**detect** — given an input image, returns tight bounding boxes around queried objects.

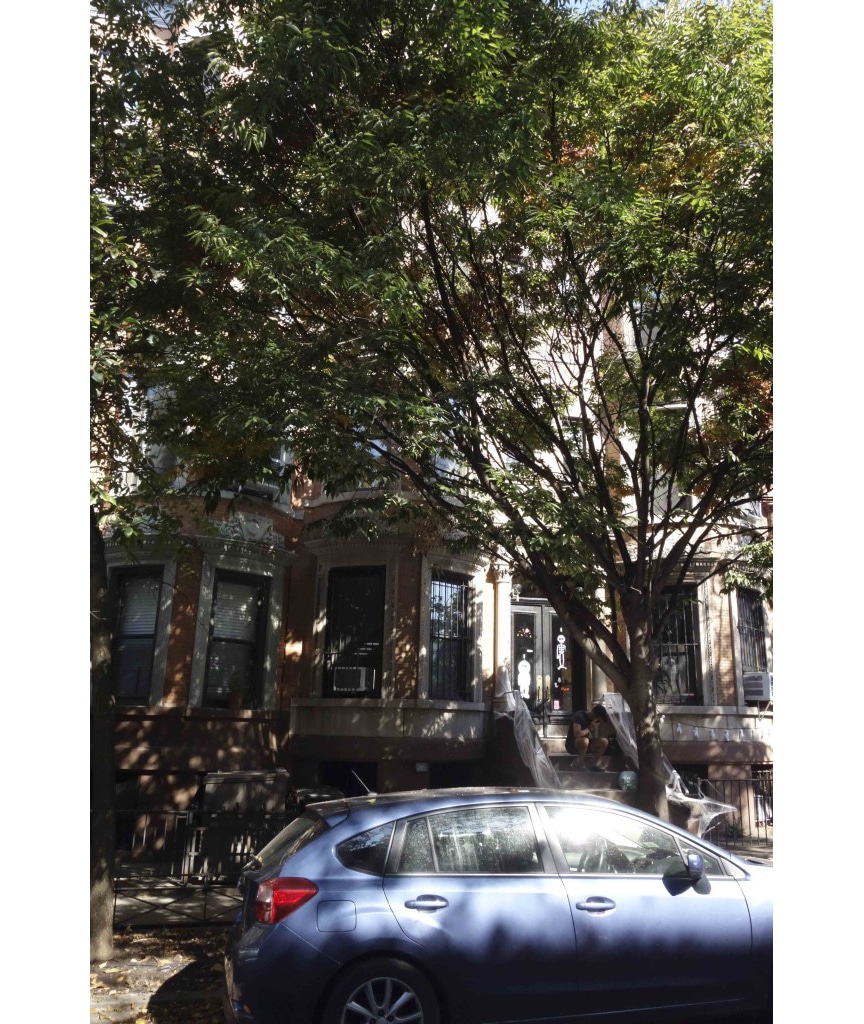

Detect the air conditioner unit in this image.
[331,666,373,692]
[743,671,773,703]
[236,480,282,501]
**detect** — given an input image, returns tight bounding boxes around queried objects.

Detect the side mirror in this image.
[686,851,706,883]
[663,851,710,895]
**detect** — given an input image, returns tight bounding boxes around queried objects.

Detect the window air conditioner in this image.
[742,671,773,703]
[236,481,282,501]
[331,666,373,692]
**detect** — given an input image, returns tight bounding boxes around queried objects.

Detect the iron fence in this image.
[115,807,295,883]
[697,771,773,851]
[111,774,772,926]
[113,807,296,927]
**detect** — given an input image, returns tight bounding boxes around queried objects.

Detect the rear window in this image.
[336,823,394,874]
[256,812,328,871]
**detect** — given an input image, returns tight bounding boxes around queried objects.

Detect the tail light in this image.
[254,877,319,924]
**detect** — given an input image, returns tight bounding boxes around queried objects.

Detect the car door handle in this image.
[404,895,449,911]
[575,897,616,913]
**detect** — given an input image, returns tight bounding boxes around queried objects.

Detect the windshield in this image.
[255,812,328,871]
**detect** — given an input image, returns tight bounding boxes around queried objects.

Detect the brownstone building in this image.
[107,472,773,815]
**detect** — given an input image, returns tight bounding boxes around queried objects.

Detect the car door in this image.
[540,803,754,1018]
[383,802,579,1024]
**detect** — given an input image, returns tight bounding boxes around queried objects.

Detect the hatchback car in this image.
[223,787,771,1024]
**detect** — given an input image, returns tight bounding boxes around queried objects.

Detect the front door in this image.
[512,600,586,718]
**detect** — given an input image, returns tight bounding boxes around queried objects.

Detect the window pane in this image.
[324,567,385,697]
[545,805,681,875]
[205,641,254,700]
[427,806,540,874]
[204,572,268,709]
[337,824,394,875]
[118,576,160,635]
[399,818,435,873]
[113,571,161,704]
[114,638,155,700]
[212,581,260,642]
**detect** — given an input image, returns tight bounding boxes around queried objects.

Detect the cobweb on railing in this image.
[492,667,734,837]
[493,667,561,790]
[602,693,735,838]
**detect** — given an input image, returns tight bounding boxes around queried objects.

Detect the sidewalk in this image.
[113,880,240,930]
[90,927,227,1024]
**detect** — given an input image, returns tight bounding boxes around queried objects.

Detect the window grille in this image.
[653,588,703,705]
[737,588,768,673]
[429,571,472,701]
[323,566,385,697]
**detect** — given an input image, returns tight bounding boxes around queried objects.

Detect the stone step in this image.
[548,752,626,772]
[559,784,638,807]
[556,769,618,791]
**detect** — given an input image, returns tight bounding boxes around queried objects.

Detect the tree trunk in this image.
[622,615,669,822]
[90,507,115,962]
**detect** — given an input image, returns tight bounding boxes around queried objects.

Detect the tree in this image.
[91,0,772,905]
[90,0,296,958]
[176,0,772,818]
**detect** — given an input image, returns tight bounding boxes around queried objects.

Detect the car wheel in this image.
[321,958,441,1024]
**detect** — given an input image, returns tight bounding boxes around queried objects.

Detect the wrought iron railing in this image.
[696,772,773,850]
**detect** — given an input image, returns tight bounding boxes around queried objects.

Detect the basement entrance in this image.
[511,597,588,721]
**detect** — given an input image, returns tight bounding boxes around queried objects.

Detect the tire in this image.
[320,957,441,1024]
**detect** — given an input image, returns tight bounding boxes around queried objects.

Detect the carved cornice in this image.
[196,514,294,567]
[215,513,285,548]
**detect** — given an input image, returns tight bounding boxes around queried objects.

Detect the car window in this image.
[544,805,683,875]
[256,812,328,871]
[400,817,435,872]
[336,823,394,874]
[397,805,542,874]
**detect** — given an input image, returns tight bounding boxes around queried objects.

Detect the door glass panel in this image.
[551,612,572,714]
[513,612,537,706]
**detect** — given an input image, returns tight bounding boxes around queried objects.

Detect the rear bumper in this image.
[224,923,342,1024]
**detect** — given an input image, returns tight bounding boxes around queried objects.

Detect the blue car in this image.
[223,787,771,1024]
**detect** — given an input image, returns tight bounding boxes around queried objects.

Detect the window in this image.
[203,571,269,709]
[429,571,472,700]
[337,824,394,875]
[653,587,703,705]
[112,568,163,705]
[324,566,385,697]
[737,588,768,673]
[396,806,541,874]
[544,805,684,875]
[256,814,328,872]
